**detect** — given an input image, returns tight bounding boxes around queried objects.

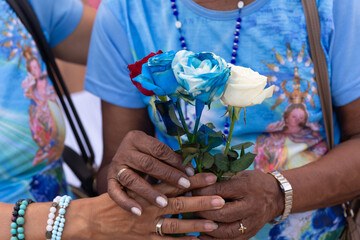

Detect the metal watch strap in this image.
[268,170,293,225]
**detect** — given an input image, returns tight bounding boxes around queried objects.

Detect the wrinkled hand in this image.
[89,174,224,240]
[107,130,216,215]
[193,170,284,239]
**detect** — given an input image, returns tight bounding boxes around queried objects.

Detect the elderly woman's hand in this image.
[86,173,225,240]
[107,130,217,215]
[193,170,284,239]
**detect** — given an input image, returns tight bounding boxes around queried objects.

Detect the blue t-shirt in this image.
[0,0,83,203]
[85,0,360,239]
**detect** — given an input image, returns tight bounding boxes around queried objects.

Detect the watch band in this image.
[268,170,293,225]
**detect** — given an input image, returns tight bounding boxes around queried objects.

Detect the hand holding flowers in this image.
[128,50,274,180]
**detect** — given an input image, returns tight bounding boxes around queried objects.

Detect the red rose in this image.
[127,50,163,96]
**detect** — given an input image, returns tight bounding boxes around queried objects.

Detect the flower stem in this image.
[224,107,237,155]
[175,101,191,140]
[176,135,183,148]
[191,117,201,143]
[197,156,203,173]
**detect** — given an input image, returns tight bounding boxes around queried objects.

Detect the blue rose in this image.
[172,50,231,105]
[132,51,180,97]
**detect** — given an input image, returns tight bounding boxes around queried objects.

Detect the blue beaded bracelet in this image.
[10,199,34,240]
[51,195,72,240]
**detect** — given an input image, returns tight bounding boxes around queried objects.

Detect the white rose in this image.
[221,64,275,107]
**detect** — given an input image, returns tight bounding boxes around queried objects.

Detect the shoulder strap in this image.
[301,0,334,150]
[5,0,96,179]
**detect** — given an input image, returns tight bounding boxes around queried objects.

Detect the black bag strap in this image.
[5,0,96,195]
[301,0,334,150]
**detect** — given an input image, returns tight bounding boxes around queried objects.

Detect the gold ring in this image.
[155,217,165,236]
[238,223,247,234]
[117,168,127,182]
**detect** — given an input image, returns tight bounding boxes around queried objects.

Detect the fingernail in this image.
[211,198,225,208]
[131,207,142,216]
[205,174,217,184]
[178,177,191,188]
[185,167,195,177]
[156,196,168,208]
[204,222,218,231]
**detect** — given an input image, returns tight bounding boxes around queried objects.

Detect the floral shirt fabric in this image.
[85,0,360,239]
[0,0,83,203]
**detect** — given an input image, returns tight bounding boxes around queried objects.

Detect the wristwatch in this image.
[268,170,293,225]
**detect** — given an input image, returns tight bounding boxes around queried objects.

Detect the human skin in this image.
[0,174,224,240]
[97,0,360,239]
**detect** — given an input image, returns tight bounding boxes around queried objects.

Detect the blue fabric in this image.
[85,0,357,238]
[29,0,83,47]
[330,0,360,106]
[0,0,83,203]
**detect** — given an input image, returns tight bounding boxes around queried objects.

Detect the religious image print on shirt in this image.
[0,3,65,165]
[254,43,327,173]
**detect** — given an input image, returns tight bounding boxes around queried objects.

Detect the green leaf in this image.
[205,123,216,129]
[227,149,239,161]
[241,145,245,157]
[214,153,229,172]
[233,107,242,121]
[231,142,254,151]
[155,100,186,136]
[182,153,198,166]
[181,143,200,157]
[202,152,215,169]
[230,152,256,172]
[180,212,200,219]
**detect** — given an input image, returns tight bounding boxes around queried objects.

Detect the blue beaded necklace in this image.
[170,0,245,135]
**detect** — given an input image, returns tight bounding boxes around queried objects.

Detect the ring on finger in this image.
[117,168,128,182]
[238,222,247,234]
[155,217,165,236]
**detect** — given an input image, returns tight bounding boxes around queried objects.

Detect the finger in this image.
[196,201,249,223]
[128,151,191,189]
[132,132,195,176]
[107,178,143,216]
[151,234,199,240]
[193,179,241,199]
[161,218,218,234]
[116,167,169,208]
[161,196,225,215]
[205,219,252,240]
[154,173,218,197]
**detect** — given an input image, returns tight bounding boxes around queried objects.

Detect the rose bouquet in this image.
[128,50,274,180]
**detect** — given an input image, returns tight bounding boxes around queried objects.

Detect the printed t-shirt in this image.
[0,0,83,203]
[85,0,360,239]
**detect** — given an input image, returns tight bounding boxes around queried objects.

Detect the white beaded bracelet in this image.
[45,196,61,240]
[51,195,72,240]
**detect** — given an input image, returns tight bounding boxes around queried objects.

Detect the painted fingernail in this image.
[205,174,217,184]
[131,207,142,216]
[211,198,225,208]
[156,196,168,207]
[204,222,218,231]
[185,167,195,177]
[178,177,191,188]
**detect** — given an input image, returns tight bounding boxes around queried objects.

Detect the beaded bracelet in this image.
[10,199,34,240]
[51,195,72,240]
[45,196,61,240]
